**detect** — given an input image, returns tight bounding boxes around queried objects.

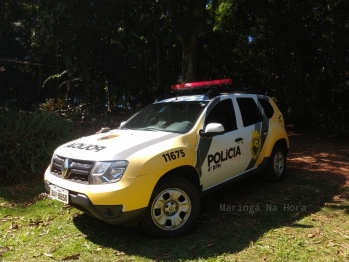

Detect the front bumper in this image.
[45,181,146,225]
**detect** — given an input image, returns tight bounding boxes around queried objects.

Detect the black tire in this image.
[265,145,286,182]
[140,176,200,238]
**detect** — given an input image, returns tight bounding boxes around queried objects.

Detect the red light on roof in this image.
[171,79,232,91]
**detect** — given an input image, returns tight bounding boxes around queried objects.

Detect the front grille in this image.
[51,155,95,184]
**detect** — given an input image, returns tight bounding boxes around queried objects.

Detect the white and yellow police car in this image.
[44,79,289,237]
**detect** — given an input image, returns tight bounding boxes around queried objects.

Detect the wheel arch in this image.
[264,140,287,182]
[274,138,289,155]
[157,165,201,193]
[141,165,202,237]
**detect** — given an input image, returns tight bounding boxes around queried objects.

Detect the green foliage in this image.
[39,98,66,112]
[41,70,67,88]
[39,99,91,122]
[0,108,76,185]
[38,98,131,136]
[0,0,348,133]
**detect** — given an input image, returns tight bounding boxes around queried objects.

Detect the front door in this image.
[197,98,246,190]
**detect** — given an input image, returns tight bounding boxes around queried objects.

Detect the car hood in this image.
[54,129,181,161]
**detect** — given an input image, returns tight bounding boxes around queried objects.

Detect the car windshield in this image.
[121,101,209,133]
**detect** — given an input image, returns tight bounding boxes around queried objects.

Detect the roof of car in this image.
[155,89,256,103]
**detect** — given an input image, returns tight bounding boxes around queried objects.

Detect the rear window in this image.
[258,98,274,119]
[237,98,263,127]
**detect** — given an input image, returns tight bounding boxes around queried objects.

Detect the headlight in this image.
[90,161,128,184]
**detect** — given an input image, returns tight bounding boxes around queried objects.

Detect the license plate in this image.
[50,185,69,204]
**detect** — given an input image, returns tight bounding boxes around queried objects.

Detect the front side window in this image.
[122,101,209,133]
[205,99,237,132]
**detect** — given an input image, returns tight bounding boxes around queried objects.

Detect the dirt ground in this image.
[286,125,349,190]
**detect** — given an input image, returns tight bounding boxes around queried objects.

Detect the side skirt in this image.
[201,156,270,197]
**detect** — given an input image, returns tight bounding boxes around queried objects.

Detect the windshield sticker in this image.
[65,143,106,152]
[98,135,119,140]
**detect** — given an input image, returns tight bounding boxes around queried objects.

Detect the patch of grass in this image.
[1,167,349,261]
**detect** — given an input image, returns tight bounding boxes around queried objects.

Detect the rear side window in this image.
[258,98,274,119]
[237,98,263,127]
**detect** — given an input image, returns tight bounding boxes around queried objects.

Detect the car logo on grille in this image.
[61,158,72,178]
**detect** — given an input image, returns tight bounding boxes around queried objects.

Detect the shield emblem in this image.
[251,130,262,160]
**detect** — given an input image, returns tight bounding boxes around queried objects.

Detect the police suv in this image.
[44,79,289,237]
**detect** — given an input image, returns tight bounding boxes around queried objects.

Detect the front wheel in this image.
[265,145,286,182]
[140,176,200,238]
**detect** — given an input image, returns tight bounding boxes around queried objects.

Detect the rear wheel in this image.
[265,145,286,182]
[141,176,200,238]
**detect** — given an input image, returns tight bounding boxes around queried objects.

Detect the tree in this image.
[161,0,207,81]
[0,0,348,132]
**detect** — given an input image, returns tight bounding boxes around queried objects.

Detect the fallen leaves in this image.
[38,228,50,236]
[1,214,58,243]
[114,251,125,256]
[28,216,56,228]
[310,214,329,221]
[0,202,17,208]
[8,222,19,231]
[0,246,13,256]
[31,252,81,261]
[44,253,54,258]
[1,191,49,209]
[334,230,349,240]
[62,253,80,261]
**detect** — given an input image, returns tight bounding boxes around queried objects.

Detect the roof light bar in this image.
[171,78,232,91]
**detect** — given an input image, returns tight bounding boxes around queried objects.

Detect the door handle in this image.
[235,138,243,142]
[263,129,268,136]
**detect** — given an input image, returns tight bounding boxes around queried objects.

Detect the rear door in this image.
[235,95,269,170]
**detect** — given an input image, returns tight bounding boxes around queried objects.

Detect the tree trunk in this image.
[164,0,206,82]
[0,1,4,51]
[181,34,198,82]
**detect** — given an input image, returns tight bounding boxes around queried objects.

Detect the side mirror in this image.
[199,123,224,138]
